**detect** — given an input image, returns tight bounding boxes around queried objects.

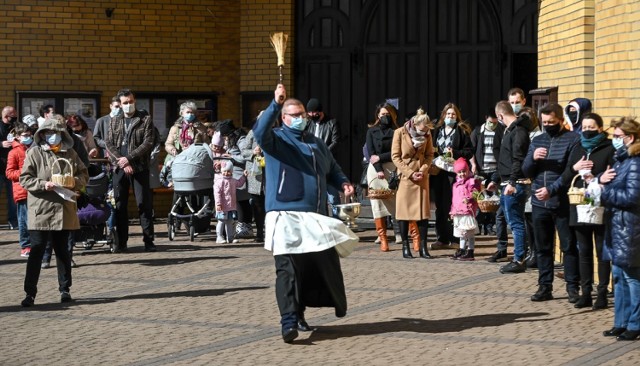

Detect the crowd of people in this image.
[1,84,638,343]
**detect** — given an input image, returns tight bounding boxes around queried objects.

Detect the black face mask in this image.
[544,124,561,136]
[582,130,599,139]
[379,115,392,127]
[567,110,578,124]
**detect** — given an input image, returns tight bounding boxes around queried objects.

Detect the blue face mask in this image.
[20,136,33,146]
[184,113,196,123]
[612,137,625,150]
[45,133,62,146]
[289,116,307,131]
[445,118,456,127]
[511,103,522,114]
[110,107,122,118]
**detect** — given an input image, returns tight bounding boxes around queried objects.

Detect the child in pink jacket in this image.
[450,157,480,261]
[214,160,247,243]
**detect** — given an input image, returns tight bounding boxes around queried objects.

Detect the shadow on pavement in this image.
[303,313,550,343]
[80,255,239,267]
[0,286,268,313]
[0,259,28,266]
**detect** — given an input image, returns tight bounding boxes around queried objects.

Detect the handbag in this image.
[387,169,400,190]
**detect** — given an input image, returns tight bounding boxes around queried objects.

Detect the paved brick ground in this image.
[1,222,638,365]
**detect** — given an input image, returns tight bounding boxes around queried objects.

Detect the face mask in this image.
[485,120,497,131]
[444,118,456,127]
[567,111,578,124]
[122,104,135,115]
[544,124,561,136]
[20,136,33,146]
[511,103,522,114]
[289,116,307,131]
[110,107,122,117]
[612,137,625,150]
[582,130,599,139]
[184,113,196,123]
[379,115,392,127]
[45,133,62,146]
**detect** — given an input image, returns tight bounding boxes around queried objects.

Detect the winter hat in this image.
[453,157,469,173]
[212,131,223,147]
[221,160,233,172]
[217,119,235,136]
[23,114,38,127]
[306,98,322,112]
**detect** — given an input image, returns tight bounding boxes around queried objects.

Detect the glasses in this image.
[613,134,627,139]
[284,112,307,118]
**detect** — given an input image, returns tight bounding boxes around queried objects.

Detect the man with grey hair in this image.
[1,106,18,229]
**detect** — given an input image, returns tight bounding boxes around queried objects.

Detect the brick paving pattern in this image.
[1,223,638,365]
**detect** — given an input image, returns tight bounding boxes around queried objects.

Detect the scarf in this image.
[406,120,426,148]
[179,121,194,149]
[580,132,606,153]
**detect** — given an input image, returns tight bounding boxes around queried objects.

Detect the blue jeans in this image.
[0,175,17,226]
[17,200,30,249]
[500,184,529,262]
[613,265,640,331]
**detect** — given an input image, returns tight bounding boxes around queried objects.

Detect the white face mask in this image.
[122,104,135,115]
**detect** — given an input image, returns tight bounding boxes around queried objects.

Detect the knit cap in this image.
[212,131,223,147]
[221,160,233,172]
[453,157,469,173]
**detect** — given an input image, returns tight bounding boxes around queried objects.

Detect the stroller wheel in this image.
[109,227,119,253]
[168,222,175,241]
[189,225,195,242]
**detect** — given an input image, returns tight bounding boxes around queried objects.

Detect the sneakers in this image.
[21,295,35,307]
[231,239,240,243]
[531,285,554,301]
[216,238,227,244]
[60,291,73,303]
[41,261,51,269]
[20,247,30,258]
[487,249,508,263]
[500,260,526,274]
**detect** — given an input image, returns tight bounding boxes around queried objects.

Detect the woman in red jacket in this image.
[5,123,33,257]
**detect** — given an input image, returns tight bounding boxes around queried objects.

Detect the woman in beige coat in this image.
[19,115,88,307]
[391,107,434,258]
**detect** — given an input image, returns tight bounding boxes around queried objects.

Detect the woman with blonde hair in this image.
[391,107,434,258]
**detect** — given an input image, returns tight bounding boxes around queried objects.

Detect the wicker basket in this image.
[568,174,585,205]
[478,199,500,213]
[367,188,395,200]
[51,158,75,188]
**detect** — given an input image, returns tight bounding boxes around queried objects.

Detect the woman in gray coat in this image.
[19,115,88,307]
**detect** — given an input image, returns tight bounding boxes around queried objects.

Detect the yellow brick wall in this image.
[538,0,640,122]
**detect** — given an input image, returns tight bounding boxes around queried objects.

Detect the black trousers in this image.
[575,225,610,293]
[25,230,71,296]
[274,248,347,318]
[113,168,154,246]
[249,194,265,238]
[430,171,456,244]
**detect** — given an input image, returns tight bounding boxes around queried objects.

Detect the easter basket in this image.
[478,198,500,213]
[568,174,585,205]
[367,177,395,199]
[51,158,75,188]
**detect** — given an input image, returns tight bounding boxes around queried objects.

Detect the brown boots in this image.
[374,218,389,252]
[409,221,420,251]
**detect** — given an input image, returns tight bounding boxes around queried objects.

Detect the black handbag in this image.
[387,169,400,190]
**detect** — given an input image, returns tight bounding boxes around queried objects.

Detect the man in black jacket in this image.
[306,98,342,212]
[488,101,531,274]
[523,103,581,303]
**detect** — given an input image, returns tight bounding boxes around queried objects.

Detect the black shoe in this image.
[145,243,157,252]
[593,291,609,310]
[500,261,526,274]
[298,319,315,332]
[281,327,299,343]
[402,241,414,259]
[459,249,475,261]
[603,327,626,337]
[567,289,580,304]
[574,294,592,308]
[525,254,537,268]
[451,248,465,260]
[616,330,640,341]
[21,295,35,307]
[531,285,554,301]
[488,249,508,263]
[60,291,73,303]
[419,242,432,259]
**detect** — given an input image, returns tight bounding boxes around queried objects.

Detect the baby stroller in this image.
[167,143,215,241]
[74,161,118,252]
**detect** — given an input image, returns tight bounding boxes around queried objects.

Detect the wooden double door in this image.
[295,0,538,181]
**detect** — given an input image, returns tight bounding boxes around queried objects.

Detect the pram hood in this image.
[171,143,215,191]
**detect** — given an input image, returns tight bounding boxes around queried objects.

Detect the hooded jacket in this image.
[253,99,349,215]
[522,127,580,210]
[563,98,592,132]
[19,116,89,231]
[602,142,640,268]
[5,139,30,203]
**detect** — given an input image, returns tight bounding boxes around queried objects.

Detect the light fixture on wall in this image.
[105,8,115,18]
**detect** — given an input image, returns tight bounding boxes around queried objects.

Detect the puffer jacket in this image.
[5,139,30,203]
[19,118,88,231]
[214,175,247,212]
[105,109,154,173]
[522,128,580,209]
[602,142,640,268]
[253,99,349,215]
